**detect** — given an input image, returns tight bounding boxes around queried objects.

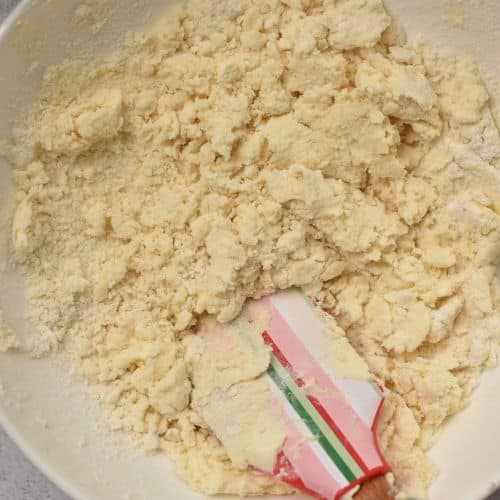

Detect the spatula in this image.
[197,289,395,500]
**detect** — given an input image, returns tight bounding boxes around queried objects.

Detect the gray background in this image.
[0,0,499,499]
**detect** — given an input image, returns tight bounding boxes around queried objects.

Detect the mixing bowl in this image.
[0,1,499,499]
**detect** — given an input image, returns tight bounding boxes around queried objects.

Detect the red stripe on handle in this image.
[273,451,328,499]
[263,331,371,475]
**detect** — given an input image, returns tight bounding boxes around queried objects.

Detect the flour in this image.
[2,0,500,498]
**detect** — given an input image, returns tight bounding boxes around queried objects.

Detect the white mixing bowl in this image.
[0,1,499,499]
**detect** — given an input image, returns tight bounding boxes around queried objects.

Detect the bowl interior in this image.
[0,1,499,499]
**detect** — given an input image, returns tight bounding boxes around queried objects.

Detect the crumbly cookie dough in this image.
[191,308,287,474]
[3,0,500,498]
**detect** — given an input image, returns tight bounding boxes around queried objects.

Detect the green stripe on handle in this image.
[268,356,363,483]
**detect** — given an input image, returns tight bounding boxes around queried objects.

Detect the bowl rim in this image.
[0,2,499,500]
[0,5,90,498]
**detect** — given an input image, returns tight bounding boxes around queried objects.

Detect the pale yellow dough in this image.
[3,0,500,498]
[191,309,287,474]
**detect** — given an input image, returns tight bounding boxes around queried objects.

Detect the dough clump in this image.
[3,0,500,498]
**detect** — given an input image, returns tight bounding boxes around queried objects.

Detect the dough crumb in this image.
[0,310,19,353]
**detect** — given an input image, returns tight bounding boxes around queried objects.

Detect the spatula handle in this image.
[354,475,395,500]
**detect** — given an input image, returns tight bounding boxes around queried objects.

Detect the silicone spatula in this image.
[199,289,395,500]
